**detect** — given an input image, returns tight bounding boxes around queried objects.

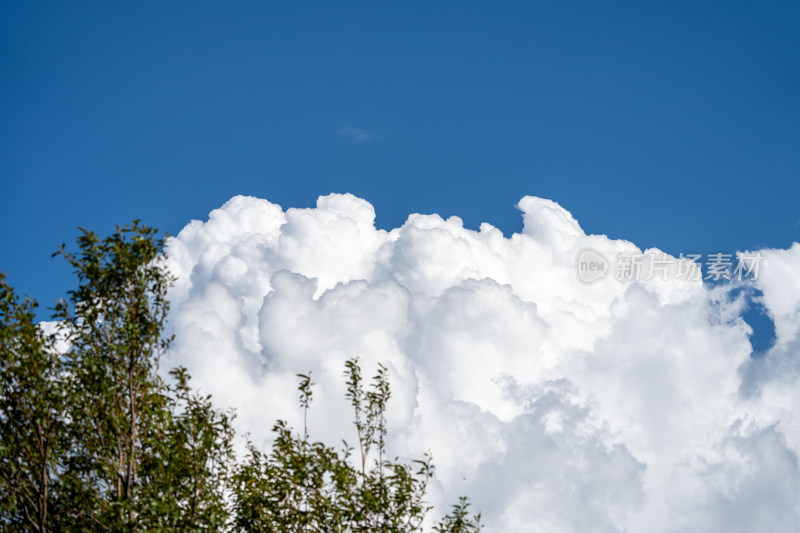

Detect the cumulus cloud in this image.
[163,193,800,532]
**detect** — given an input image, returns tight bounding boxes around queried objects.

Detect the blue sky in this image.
[2,0,799,312]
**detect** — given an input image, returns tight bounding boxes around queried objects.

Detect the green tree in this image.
[137,366,236,531]
[232,359,482,532]
[434,498,482,533]
[50,221,237,532]
[0,273,68,532]
[52,221,178,530]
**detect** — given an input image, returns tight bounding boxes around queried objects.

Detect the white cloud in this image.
[340,126,372,143]
[163,193,800,532]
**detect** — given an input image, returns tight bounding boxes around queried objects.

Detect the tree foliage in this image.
[0,222,481,532]
[0,273,67,532]
[232,361,458,532]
